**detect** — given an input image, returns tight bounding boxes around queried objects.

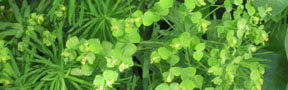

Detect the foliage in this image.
[0,0,287,90]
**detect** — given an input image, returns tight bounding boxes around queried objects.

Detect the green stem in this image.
[204,40,225,45]
[185,48,191,66]
[252,51,274,55]
[161,16,176,30]
[137,41,164,45]
[203,6,222,19]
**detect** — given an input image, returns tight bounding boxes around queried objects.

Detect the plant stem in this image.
[185,48,191,66]
[204,6,222,19]
[161,16,176,30]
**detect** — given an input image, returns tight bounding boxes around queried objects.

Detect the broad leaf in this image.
[169,55,180,65]
[66,36,79,49]
[170,67,182,76]
[155,83,170,90]
[159,0,174,9]
[195,43,206,51]
[180,79,195,90]
[103,70,118,81]
[81,64,94,76]
[185,0,196,10]
[193,51,203,61]
[158,47,171,60]
[143,10,155,26]
[151,51,161,64]
[179,32,191,47]
[71,68,82,76]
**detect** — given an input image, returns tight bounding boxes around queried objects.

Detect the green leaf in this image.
[179,32,191,47]
[132,10,143,18]
[286,28,288,60]
[70,68,83,76]
[171,38,182,50]
[253,0,288,16]
[169,55,180,65]
[102,41,113,54]
[180,79,195,90]
[158,47,171,60]
[232,56,242,64]
[81,64,94,76]
[155,83,170,90]
[162,72,174,82]
[217,26,225,38]
[205,87,215,90]
[191,12,202,23]
[208,66,223,76]
[197,0,206,5]
[234,0,243,6]
[128,31,141,43]
[210,49,219,57]
[220,49,227,59]
[132,10,143,27]
[143,10,155,26]
[181,67,197,80]
[237,18,247,30]
[208,58,219,66]
[258,7,266,18]
[245,2,256,16]
[93,75,105,86]
[123,43,137,56]
[169,83,181,90]
[224,0,233,12]
[86,52,95,64]
[194,75,203,88]
[103,70,118,81]
[88,38,103,54]
[191,36,200,49]
[151,51,161,64]
[237,18,247,38]
[193,51,203,61]
[170,67,182,76]
[152,2,170,16]
[185,0,196,10]
[66,36,79,49]
[212,77,222,85]
[226,30,237,46]
[250,69,261,81]
[195,43,206,51]
[159,0,174,9]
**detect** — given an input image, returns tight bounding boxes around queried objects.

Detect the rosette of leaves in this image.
[68,0,135,41]
[62,36,136,89]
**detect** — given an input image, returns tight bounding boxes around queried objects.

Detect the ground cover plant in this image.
[1,0,288,90]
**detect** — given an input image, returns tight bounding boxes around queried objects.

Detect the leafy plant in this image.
[1,0,288,90]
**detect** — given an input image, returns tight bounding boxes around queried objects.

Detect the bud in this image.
[119,63,126,72]
[3,80,10,85]
[256,85,261,90]
[81,58,87,64]
[111,25,118,31]
[0,6,5,11]
[1,56,7,62]
[134,18,140,23]
[266,7,272,12]
[202,24,208,33]
[85,47,89,52]
[259,79,263,84]
[60,5,66,11]
[125,23,130,28]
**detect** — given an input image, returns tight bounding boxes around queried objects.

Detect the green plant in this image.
[1,0,288,90]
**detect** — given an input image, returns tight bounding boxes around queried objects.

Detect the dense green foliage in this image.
[1,0,288,90]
